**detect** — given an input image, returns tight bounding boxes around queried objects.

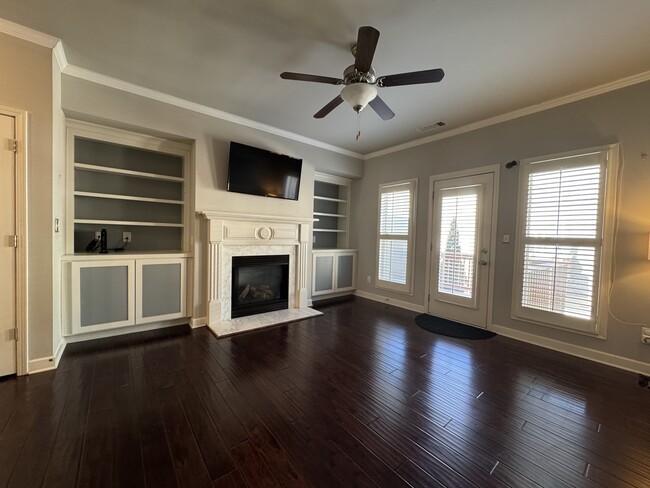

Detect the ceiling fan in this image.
[280,26,445,121]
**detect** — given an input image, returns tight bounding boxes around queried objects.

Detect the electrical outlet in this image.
[95,231,102,241]
[122,232,132,243]
[366,275,372,284]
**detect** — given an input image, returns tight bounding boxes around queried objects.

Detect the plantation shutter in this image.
[377,180,416,293]
[515,150,611,333]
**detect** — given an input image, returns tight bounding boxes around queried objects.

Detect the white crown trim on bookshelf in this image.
[62,64,364,160]
[0,17,59,48]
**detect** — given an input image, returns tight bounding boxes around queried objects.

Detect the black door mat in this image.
[415,314,496,340]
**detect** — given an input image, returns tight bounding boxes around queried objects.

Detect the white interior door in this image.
[429,173,494,328]
[0,114,16,376]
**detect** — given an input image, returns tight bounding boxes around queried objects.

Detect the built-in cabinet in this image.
[311,173,357,298]
[63,121,193,338]
[312,249,357,296]
[67,121,191,253]
[313,173,350,250]
[66,256,188,334]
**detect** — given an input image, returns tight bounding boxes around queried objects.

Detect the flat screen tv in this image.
[227,142,302,201]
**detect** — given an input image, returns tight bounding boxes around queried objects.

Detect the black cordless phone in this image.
[99,229,108,254]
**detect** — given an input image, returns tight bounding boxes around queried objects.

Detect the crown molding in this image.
[62,64,363,160]
[365,69,650,160]
[52,41,68,72]
[4,16,650,162]
[0,17,361,159]
[0,17,59,48]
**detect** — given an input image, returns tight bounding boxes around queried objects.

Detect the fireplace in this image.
[231,255,290,318]
[201,211,321,336]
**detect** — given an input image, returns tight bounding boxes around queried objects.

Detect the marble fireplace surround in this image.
[201,211,321,337]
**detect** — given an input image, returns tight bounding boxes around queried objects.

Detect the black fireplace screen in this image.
[231,255,289,318]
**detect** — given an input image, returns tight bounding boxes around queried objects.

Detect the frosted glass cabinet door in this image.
[336,253,356,290]
[312,250,357,296]
[313,254,335,295]
[136,258,186,323]
[71,260,136,333]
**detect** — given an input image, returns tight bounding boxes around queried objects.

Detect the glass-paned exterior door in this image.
[429,173,494,328]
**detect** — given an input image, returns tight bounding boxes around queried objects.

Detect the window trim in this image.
[512,144,619,338]
[376,178,417,294]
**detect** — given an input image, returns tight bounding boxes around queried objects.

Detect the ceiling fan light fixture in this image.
[341,83,377,113]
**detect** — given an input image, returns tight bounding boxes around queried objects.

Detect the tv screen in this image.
[227,142,302,201]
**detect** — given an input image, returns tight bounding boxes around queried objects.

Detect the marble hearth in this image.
[201,211,322,336]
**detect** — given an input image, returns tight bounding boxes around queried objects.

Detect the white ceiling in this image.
[2,0,650,155]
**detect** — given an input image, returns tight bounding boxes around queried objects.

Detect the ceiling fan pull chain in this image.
[356,111,361,141]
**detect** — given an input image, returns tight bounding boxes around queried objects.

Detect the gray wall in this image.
[52,53,66,358]
[0,32,54,360]
[352,80,650,365]
[61,75,363,320]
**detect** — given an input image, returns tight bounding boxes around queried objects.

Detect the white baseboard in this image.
[191,317,207,328]
[354,290,426,313]
[491,323,650,376]
[28,356,57,374]
[27,338,67,374]
[54,338,67,367]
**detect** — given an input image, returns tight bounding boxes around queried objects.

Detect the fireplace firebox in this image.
[231,255,289,318]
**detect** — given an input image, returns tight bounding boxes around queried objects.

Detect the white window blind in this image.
[377,179,416,293]
[514,147,617,335]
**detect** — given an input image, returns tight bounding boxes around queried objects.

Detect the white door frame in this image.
[0,105,28,375]
[424,164,500,330]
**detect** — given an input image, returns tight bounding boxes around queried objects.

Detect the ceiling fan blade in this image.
[377,68,445,87]
[368,96,395,121]
[314,95,344,119]
[354,26,380,73]
[281,72,343,85]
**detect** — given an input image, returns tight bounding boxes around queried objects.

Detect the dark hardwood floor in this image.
[1,297,649,488]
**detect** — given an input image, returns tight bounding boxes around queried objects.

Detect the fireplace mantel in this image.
[200,211,320,336]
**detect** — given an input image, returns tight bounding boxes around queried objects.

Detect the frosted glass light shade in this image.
[341,83,378,112]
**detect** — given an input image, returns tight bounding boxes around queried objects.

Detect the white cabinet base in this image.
[312,249,357,297]
[64,255,189,337]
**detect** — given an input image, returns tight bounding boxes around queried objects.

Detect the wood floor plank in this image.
[77,409,114,488]
[230,440,280,488]
[522,420,650,487]
[212,469,248,488]
[131,366,179,488]
[1,299,648,488]
[41,435,84,488]
[395,460,446,488]
[157,387,213,488]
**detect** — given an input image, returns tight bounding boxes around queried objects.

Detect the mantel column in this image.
[296,223,310,309]
[206,218,223,333]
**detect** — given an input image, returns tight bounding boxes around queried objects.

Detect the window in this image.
[513,145,619,335]
[377,179,417,293]
[437,187,478,300]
